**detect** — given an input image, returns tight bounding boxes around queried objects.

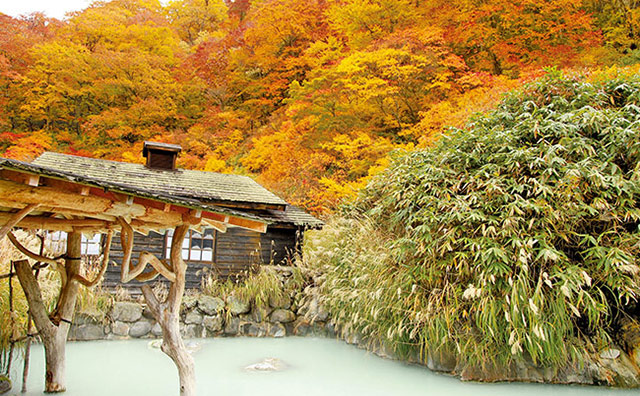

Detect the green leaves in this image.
[307,71,640,370]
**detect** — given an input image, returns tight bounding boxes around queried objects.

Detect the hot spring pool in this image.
[7,337,637,396]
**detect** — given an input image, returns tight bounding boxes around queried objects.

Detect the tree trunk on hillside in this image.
[14,232,82,393]
[140,224,196,396]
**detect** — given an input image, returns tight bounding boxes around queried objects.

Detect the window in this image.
[47,231,102,256]
[165,229,216,262]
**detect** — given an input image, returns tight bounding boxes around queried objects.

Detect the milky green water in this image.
[5,337,637,396]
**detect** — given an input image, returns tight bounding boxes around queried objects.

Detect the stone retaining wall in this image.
[69,286,332,341]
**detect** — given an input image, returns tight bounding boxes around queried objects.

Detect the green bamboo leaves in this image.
[306,70,640,370]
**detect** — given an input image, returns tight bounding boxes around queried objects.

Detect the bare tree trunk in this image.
[14,232,82,393]
[43,331,67,393]
[141,225,196,396]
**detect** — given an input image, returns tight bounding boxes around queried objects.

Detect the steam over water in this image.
[10,337,637,395]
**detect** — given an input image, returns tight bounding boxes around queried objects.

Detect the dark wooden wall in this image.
[103,226,300,290]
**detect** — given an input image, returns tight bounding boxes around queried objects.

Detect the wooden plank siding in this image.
[103,226,301,290]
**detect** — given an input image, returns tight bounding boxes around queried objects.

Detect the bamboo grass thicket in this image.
[305,69,640,371]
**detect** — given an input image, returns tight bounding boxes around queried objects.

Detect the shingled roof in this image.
[25,152,323,228]
[259,205,324,228]
[33,152,287,209]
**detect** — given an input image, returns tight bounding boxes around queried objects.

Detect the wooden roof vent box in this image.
[143,141,181,170]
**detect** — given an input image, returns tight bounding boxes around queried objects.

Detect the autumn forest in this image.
[0,0,638,213]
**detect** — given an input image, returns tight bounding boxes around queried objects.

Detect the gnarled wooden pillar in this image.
[14,232,83,393]
[140,224,195,396]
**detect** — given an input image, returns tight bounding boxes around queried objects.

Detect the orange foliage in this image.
[0,0,631,213]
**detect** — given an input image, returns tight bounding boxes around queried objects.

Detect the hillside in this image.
[304,69,640,385]
[0,0,639,212]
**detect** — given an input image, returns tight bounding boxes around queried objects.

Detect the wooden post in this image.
[141,225,196,396]
[14,232,83,393]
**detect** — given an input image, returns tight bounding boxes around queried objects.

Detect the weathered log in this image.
[71,230,112,287]
[14,233,85,392]
[140,225,196,396]
[8,232,67,288]
[118,218,176,282]
[0,204,40,240]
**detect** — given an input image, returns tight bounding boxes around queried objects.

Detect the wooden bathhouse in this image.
[11,142,323,289]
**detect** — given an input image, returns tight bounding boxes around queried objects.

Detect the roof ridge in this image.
[38,151,250,179]
[33,151,288,206]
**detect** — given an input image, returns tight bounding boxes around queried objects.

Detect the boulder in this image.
[307,297,329,322]
[618,317,640,367]
[245,322,267,337]
[268,323,286,338]
[203,315,224,333]
[269,294,292,310]
[74,311,105,326]
[111,302,143,323]
[185,311,203,325]
[151,323,163,337]
[244,358,287,372]
[142,306,155,320]
[181,324,203,339]
[129,321,152,338]
[427,349,457,373]
[197,295,225,316]
[240,306,271,323]
[598,350,640,387]
[111,321,130,337]
[224,317,240,335]
[182,295,198,311]
[270,309,296,323]
[69,324,105,341]
[226,295,250,315]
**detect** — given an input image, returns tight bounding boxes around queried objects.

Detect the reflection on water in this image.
[7,337,637,396]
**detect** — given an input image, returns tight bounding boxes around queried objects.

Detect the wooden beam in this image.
[0,178,146,219]
[0,204,41,240]
[202,218,227,233]
[227,216,268,233]
[0,214,112,232]
[200,211,267,233]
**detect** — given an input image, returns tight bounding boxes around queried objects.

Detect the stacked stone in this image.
[68,287,333,341]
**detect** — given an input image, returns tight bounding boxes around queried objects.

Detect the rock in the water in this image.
[0,375,11,394]
[197,295,225,316]
[111,302,143,322]
[148,339,162,349]
[129,321,152,338]
[244,358,287,372]
[270,309,295,323]
[226,295,250,315]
